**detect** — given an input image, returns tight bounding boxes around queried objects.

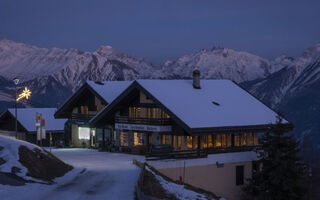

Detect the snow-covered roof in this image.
[136,79,286,129]
[7,108,67,132]
[87,80,133,103]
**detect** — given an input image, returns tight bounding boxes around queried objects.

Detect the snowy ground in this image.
[0,148,144,200]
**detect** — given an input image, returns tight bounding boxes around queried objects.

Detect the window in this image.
[161,135,171,145]
[222,134,227,147]
[193,136,198,149]
[234,134,240,146]
[254,133,258,145]
[177,136,182,149]
[187,136,193,149]
[134,132,143,146]
[80,106,89,115]
[78,127,90,140]
[215,135,222,147]
[208,135,214,148]
[201,136,207,148]
[148,134,152,145]
[226,134,232,147]
[120,131,129,146]
[236,165,244,185]
[241,133,248,146]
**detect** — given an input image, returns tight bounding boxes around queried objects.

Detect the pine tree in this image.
[243,116,306,200]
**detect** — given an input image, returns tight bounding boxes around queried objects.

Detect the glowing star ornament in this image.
[17,87,32,101]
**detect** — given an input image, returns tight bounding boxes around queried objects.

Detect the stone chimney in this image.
[193,69,201,89]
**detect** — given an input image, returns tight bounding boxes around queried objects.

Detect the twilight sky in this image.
[1,0,320,64]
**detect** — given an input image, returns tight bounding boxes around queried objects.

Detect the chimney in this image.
[193,69,201,89]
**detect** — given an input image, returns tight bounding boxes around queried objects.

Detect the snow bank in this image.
[0,135,43,180]
[146,166,215,200]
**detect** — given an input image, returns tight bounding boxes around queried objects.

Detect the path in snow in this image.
[1,148,144,200]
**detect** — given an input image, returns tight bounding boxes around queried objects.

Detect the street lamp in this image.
[13,77,19,139]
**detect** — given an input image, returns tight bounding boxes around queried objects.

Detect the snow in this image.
[0,135,44,180]
[147,151,258,169]
[162,46,272,82]
[0,148,145,200]
[6,108,67,132]
[146,166,215,200]
[137,79,287,129]
[87,80,132,103]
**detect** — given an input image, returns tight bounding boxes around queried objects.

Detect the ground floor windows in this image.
[161,134,171,145]
[78,127,90,140]
[114,130,259,151]
[177,136,182,149]
[187,136,193,149]
[120,131,129,146]
[235,133,258,146]
[134,132,143,146]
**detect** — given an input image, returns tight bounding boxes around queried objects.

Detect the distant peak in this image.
[96,45,117,56]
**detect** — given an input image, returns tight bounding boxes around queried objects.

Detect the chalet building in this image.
[0,108,66,146]
[54,80,132,148]
[88,70,293,200]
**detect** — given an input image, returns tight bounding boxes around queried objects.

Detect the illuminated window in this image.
[78,127,90,140]
[241,133,248,146]
[193,136,198,149]
[161,135,171,145]
[227,134,232,147]
[215,135,222,147]
[120,131,129,146]
[208,135,214,148]
[177,136,182,149]
[136,107,141,118]
[187,136,193,149]
[202,136,208,148]
[248,133,254,145]
[222,134,227,147]
[80,106,89,115]
[134,132,143,146]
[234,134,240,146]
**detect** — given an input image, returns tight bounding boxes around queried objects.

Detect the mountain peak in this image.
[96,45,117,57]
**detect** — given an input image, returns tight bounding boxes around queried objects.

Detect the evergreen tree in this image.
[243,116,306,200]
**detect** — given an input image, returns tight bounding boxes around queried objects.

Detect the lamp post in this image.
[13,77,19,139]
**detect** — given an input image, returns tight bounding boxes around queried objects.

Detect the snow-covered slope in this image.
[162,47,279,82]
[0,39,83,82]
[245,43,320,107]
[0,135,43,180]
[243,43,320,163]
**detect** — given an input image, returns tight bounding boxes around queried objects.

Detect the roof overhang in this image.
[54,82,108,119]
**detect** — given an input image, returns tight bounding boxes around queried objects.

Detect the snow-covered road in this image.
[1,148,144,200]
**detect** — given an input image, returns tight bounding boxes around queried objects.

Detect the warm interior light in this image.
[78,127,90,140]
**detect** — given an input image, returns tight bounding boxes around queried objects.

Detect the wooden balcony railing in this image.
[71,113,96,121]
[115,116,171,125]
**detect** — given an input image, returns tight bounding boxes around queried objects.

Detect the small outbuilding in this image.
[0,108,67,146]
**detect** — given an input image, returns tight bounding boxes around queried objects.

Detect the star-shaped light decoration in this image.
[17,87,32,101]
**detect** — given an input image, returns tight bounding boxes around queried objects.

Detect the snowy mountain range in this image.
[0,39,319,163]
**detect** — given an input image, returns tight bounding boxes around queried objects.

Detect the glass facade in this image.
[120,131,129,147]
[134,132,143,146]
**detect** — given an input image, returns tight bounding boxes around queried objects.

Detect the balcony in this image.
[71,113,96,121]
[115,116,171,125]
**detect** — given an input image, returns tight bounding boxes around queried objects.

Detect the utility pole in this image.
[13,77,19,139]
